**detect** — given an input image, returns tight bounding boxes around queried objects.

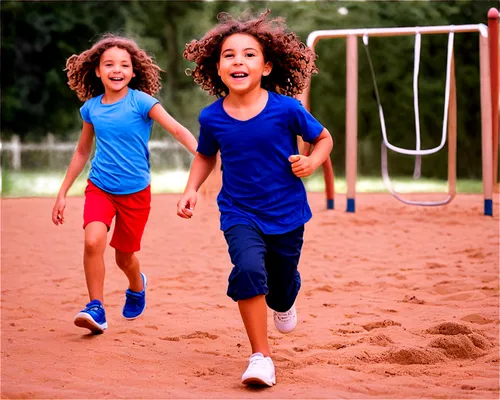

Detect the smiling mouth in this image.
[109,77,124,81]
[230,73,248,78]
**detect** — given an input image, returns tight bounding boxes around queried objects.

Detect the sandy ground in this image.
[1,192,499,399]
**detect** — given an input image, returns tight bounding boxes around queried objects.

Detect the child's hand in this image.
[177,190,198,219]
[289,154,314,178]
[52,196,66,226]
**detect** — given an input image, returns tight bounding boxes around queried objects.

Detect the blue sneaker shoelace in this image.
[82,300,106,324]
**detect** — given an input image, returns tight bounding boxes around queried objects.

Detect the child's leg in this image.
[116,248,147,320]
[225,225,276,386]
[75,219,109,334]
[238,295,270,357]
[109,184,150,291]
[83,221,108,302]
[82,181,117,303]
[265,225,304,312]
[224,225,270,356]
[75,181,116,333]
[115,250,144,292]
[109,186,150,320]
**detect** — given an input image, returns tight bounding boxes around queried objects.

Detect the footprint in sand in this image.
[305,285,335,297]
[387,272,407,280]
[432,280,462,295]
[159,336,181,341]
[145,325,159,330]
[358,333,395,347]
[454,247,487,260]
[425,262,447,269]
[159,332,218,342]
[117,329,145,336]
[362,320,401,331]
[52,277,70,283]
[316,284,334,292]
[314,342,349,350]
[181,331,218,340]
[460,314,494,325]
[334,326,365,335]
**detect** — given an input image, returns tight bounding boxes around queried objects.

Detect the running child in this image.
[51,34,197,334]
[178,10,333,386]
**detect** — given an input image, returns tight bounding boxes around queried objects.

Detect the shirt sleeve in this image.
[289,99,324,143]
[196,113,219,156]
[80,101,91,124]
[134,90,160,120]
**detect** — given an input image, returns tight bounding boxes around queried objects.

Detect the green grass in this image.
[303,173,483,194]
[1,169,482,198]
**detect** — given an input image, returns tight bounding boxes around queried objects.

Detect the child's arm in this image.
[289,128,333,178]
[148,104,198,156]
[51,122,95,225]
[297,136,311,156]
[177,153,217,219]
[295,93,313,156]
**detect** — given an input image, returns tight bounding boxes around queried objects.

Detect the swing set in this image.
[299,8,499,216]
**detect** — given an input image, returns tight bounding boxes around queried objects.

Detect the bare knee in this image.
[84,222,107,256]
[84,236,106,256]
[115,251,136,270]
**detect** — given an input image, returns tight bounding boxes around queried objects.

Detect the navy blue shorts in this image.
[223,224,304,312]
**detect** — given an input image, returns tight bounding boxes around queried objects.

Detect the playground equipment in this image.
[364,31,457,206]
[299,8,499,216]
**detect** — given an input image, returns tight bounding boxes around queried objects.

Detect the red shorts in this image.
[83,180,151,253]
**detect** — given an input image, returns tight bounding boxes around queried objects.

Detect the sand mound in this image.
[429,334,491,359]
[383,347,448,365]
[426,322,473,335]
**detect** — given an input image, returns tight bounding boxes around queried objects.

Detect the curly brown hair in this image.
[66,34,162,101]
[184,9,318,97]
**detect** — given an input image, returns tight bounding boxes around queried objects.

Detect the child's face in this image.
[95,46,135,95]
[217,33,272,95]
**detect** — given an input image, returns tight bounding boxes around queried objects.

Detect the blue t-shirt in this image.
[80,88,159,194]
[197,91,324,234]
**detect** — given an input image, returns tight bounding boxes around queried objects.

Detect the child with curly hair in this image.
[52,34,197,334]
[178,10,333,386]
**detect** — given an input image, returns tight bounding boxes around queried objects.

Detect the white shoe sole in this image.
[74,312,107,334]
[274,323,296,334]
[242,375,276,387]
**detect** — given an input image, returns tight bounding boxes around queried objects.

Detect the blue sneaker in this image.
[122,273,147,320]
[74,300,107,334]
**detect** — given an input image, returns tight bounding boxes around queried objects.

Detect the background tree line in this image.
[2,0,497,178]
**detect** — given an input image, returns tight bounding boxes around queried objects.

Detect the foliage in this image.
[1,0,497,179]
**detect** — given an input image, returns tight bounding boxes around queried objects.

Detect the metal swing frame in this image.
[297,24,494,215]
[362,31,456,206]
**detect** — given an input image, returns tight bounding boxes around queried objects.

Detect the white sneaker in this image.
[273,305,297,333]
[241,352,276,387]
